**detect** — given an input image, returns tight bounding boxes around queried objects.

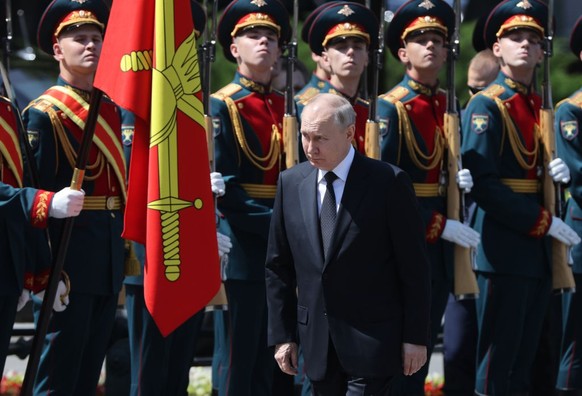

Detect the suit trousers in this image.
[310,338,392,396]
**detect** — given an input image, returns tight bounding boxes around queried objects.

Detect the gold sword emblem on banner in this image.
[147,0,206,281]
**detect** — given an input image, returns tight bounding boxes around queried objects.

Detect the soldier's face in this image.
[399,31,447,72]
[53,25,103,74]
[493,29,543,70]
[322,37,369,79]
[231,27,280,72]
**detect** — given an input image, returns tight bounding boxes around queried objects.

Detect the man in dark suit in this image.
[265,93,431,396]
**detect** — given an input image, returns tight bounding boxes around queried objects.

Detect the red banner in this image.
[94,0,220,336]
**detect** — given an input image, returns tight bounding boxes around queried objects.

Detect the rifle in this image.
[202,0,218,170]
[364,3,385,160]
[540,0,575,293]
[445,0,478,300]
[200,0,228,308]
[282,0,298,169]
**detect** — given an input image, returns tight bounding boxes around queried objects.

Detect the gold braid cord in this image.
[395,101,444,171]
[492,97,538,170]
[224,96,280,171]
[46,106,104,181]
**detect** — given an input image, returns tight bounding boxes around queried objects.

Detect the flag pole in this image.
[20,88,104,396]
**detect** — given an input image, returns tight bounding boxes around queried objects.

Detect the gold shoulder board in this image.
[480,84,505,100]
[212,83,243,101]
[295,87,319,105]
[380,86,410,104]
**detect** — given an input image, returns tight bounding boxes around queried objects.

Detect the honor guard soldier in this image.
[461,1,580,394]
[210,0,290,394]
[23,0,127,393]
[293,2,334,101]
[297,2,378,154]
[0,95,84,375]
[377,1,479,393]
[555,16,582,395]
[442,17,500,396]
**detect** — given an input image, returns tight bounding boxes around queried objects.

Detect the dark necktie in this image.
[320,171,338,259]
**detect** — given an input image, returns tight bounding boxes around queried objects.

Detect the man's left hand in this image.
[401,342,427,376]
[274,342,298,375]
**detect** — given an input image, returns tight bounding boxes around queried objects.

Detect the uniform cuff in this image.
[31,190,54,228]
[528,207,552,238]
[426,211,446,243]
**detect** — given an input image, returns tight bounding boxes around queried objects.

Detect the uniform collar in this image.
[499,72,532,95]
[235,71,271,94]
[57,76,91,101]
[324,81,359,105]
[404,74,438,96]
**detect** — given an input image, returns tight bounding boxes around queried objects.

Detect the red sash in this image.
[0,97,23,187]
[39,86,127,199]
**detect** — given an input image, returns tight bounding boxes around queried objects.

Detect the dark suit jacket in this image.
[265,152,431,381]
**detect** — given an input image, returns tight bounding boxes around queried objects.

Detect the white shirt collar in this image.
[317,146,355,184]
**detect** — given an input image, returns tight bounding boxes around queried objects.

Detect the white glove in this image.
[217,232,232,258]
[211,172,226,197]
[17,289,30,312]
[441,219,481,248]
[456,168,473,193]
[35,281,69,312]
[49,187,85,218]
[548,158,571,184]
[548,217,581,246]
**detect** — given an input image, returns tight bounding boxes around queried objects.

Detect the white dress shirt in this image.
[317,146,355,214]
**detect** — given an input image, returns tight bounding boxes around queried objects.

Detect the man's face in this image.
[322,37,369,79]
[301,107,354,171]
[398,31,447,72]
[230,27,280,71]
[493,29,543,70]
[53,24,103,74]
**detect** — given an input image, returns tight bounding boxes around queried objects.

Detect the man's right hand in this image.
[548,217,581,246]
[35,280,69,312]
[274,342,298,375]
[49,187,84,218]
[402,342,427,376]
[441,219,480,248]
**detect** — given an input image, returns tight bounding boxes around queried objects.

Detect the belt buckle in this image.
[106,196,116,210]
